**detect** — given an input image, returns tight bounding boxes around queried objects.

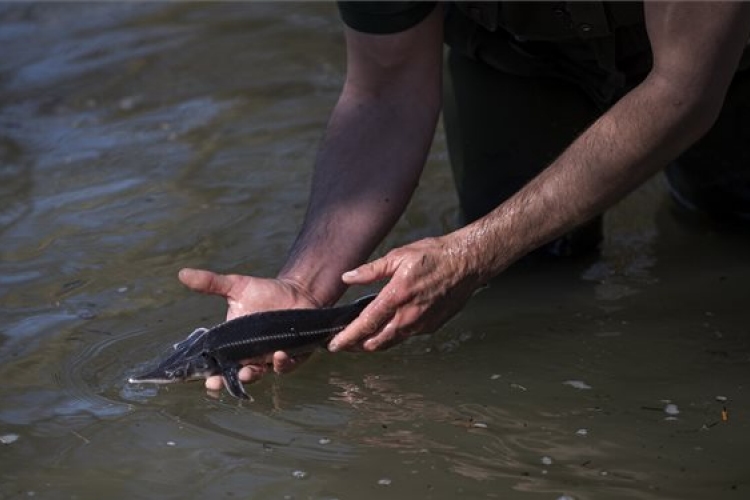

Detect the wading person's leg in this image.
[442,48,604,257]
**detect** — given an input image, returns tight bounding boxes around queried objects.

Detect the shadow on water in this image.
[1,3,749,500]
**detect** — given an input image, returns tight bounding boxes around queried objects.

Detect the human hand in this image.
[329,235,484,352]
[178,268,320,392]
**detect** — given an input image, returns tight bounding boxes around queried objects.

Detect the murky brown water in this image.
[1,3,749,499]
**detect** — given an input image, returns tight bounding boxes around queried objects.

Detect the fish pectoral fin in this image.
[221,364,250,400]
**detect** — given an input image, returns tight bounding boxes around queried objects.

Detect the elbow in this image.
[655,77,729,144]
[644,67,731,144]
[683,92,725,141]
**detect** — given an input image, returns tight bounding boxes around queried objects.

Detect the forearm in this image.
[451,1,750,282]
[453,74,722,280]
[278,81,440,305]
[276,6,444,306]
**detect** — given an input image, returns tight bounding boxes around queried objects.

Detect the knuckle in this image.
[359,314,381,335]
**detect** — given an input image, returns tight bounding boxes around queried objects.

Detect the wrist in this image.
[276,266,345,308]
[438,230,492,288]
[442,219,520,285]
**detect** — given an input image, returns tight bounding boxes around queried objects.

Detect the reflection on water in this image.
[1,2,749,500]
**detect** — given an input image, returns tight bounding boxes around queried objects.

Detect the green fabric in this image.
[336,1,436,35]
[453,2,643,42]
[443,3,651,109]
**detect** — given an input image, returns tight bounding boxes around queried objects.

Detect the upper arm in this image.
[645,2,750,112]
[342,4,444,104]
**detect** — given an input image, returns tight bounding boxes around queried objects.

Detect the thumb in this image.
[178,268,234,298]
[342,254,399,285]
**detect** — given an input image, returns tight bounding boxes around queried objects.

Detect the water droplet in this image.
[292,470,308,480]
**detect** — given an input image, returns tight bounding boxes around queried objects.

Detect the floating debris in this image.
[0,434,19,445]
[291,470,308,480]
[166,441,176,447]
[490,374,501,380]
[664,404,680,416]
[716,395,728,402]
[563,380,592,390]
[557,496,575,500]
[118,96,140,111]
[472,422,488,429]
[318,438,331,445]
[575,428,588,437]
[510,383,527,391]
[117,287,128,293]
[77,309,96,320]
[377,478,392,486]
[541,456,553,466]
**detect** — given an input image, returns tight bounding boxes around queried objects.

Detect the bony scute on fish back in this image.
[127,293,376,399]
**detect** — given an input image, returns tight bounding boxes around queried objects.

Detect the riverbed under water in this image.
[1,3,749,500]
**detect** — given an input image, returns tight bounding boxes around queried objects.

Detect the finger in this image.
[179,268,234,297]
[328,298,394,352]
[342,254,399,285]
[204,364,267,392]
[238,364,268,382]
[272,351,312,374]
[362,321,400,351]
[205,375,224,391]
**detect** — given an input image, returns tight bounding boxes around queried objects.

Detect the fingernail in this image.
[328,341,339,353]
[342,270,357,279]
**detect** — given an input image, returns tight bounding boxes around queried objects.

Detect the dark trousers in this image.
[442,44,750,259]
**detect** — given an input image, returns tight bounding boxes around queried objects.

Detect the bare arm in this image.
[277,5,444,307]
[454,1,750,278]
[334,1,750,351]
[179,6,444,390]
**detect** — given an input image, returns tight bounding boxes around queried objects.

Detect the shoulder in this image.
[337,1,438,34]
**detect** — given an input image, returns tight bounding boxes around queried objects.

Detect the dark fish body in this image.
[128,294,375,399]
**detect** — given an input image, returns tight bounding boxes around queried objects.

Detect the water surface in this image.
[1,3,749,499]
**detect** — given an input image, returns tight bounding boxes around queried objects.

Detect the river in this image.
[1,3,749,499]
